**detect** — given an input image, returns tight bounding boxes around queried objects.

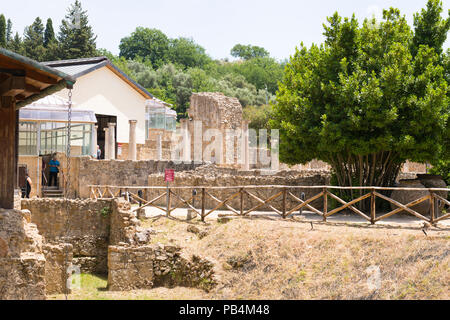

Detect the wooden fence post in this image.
[166,188,171,217]
[371,188,376,225]
[323,187,327,222]
[282,187,287,219]
[201,188,206,222]
[430,192,435,225]
[240,188,244,216]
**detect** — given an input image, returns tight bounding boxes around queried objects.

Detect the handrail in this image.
[87,185,449,192]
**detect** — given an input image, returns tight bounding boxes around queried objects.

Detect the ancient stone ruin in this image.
[1,198,216,299]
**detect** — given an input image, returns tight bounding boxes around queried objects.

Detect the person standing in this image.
[96,145,102,159]
[24,172,32,198]
[48,154,60,187]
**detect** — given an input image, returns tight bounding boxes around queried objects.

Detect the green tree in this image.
[0,14,6,47]
[23,17,46,60]
[232,56,284,94]
[271,9,449,188]
[58,0,98,59]
[119,27,169,68]
[6,19,12,46]
[44,18,55,48]
[10,32,23,54]
[411,0,450,57]
[231,44,269,60]
[168,37,211,69]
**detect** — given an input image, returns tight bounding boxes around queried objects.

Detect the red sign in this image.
[165,169,175,182]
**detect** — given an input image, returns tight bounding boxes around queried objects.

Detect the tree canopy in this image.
[231,44,270,60]
[271,5,449,187]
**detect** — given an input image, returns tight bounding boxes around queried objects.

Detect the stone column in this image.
[156,133,162,161]
[181,119,191,163]
[241,121,250,170]
[271,130,280,171]
[193,120,203,164]
[103,127,110,160]
[91,125,98,158]
[108,123,116,160]
[128,120,137,161]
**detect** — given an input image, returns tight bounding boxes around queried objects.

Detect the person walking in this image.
[48,154,60,187]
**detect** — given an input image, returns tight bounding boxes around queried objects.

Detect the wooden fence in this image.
[89,185,449,225]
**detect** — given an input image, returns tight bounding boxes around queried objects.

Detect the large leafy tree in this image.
[58,0,98,59]
[231,44,269,60]
[411,0,450,57]
[119,27,169,68]
[271,8,449,188]
[168,37,211,69]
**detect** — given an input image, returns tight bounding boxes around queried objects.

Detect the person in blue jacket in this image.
[48,154,60,187]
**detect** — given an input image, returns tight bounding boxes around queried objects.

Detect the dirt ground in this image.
[50,214,449,300]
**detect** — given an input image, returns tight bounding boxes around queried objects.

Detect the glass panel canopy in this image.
[145,99,177,138]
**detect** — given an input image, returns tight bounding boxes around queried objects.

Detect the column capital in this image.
[108,122,116,128]
[129,119,137,124]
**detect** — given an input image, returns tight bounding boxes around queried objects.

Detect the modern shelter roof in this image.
[42,56,156,100]
[19,94,97,123]
[0,48,75,109]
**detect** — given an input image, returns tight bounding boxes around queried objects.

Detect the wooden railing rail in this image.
[88,185,449,225]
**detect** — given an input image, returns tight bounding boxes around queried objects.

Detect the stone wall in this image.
[21,198,112,274]
[67,157,203,199]
[147,164,330,211]
[20,198,148,276]
[108,244,216,292]
[0,208,46,300]
[43,243,73,295]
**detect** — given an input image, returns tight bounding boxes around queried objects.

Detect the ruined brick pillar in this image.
[103,127,110,160]
[241,121,250,170]
[128,120,137,161]
[108,123,116,160]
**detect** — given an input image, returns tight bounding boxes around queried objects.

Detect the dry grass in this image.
[142,215,450,300]
[50,216,449,300]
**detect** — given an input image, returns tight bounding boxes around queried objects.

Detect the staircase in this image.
[42,186,64,198]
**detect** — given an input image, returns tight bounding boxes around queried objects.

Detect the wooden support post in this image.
[430,193,435,225]
[371,188,376,224]
[323,187,327,222]
[0,104,16,209]
[201,188,206,222]
[282,188,287,218]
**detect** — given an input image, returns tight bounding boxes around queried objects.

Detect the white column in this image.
[271,130,280,171]
[193,120,203,164]
[108,123,116,160]
[241,121,250,170]
[128,120,137,161]
[103,127,110,160]
[91,125,98,158]
[181,119,191,162]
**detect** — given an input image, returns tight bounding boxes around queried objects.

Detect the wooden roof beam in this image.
[0,75,26,96]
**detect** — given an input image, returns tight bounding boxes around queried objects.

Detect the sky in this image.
[2,0,449,61]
